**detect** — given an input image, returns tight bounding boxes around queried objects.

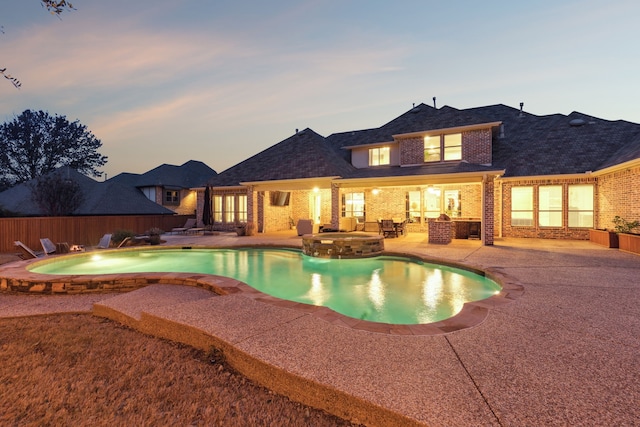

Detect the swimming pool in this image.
[29,248,501,325]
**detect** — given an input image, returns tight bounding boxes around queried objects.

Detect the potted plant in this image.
[245,221,256,236]
[236,222,256,236]
[612,216,640,255]
[147,227,163,245]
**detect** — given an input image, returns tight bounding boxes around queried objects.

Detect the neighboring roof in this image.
[0,167,175,216]
[109,160,217,189]
[208,128,356,187]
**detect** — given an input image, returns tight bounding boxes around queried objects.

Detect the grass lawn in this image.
[0,314,359,426]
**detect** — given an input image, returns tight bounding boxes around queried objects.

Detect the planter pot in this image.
[235,227,246,236]
[589,229,619,248]
[618,233,640,255]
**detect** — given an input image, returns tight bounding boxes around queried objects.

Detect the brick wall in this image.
[398,137,424,165]
[498,177,597,239]
[462,129,492,165]
[596,166,640,229]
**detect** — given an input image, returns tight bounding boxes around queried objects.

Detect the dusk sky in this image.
[2,0,639,180]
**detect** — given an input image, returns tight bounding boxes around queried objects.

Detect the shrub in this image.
[112,229,136,245]
[612,216,640,234]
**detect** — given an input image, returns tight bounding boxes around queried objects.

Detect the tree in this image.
[2,1,75,88]
[0,109,107,188]
[30,171,84,216]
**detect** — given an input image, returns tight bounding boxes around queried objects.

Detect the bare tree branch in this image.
[1,2,76,88]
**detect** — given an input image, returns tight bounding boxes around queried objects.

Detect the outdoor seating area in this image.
[377,219,407,238]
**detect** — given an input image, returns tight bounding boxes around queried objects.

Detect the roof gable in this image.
[209,128,355,187]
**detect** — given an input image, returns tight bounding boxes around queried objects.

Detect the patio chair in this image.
[296,219,316,236]
[97,233,112,249]
[171,218,196,234]
[40,238,57,255]
[14,241,41,259]
[380,219,398,238]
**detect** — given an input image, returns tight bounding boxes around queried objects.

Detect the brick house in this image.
[110,160,216,216]
[201,103,640,245]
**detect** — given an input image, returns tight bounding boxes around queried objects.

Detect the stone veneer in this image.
[301,233,384,258]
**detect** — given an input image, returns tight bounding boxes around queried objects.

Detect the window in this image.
[342,192,365,219]
[539,185,562,227]
[511,186,533,226]
[443,134,462,161]
[423,187,441,218]
[213,195,222,222]
[224,195,235,223]
[424,136,441,162]
[407,191,421,222]
[424,133,462,162]
[237,194,247,222]
[164,190,179,205]
[369,147,390,166]
[568,184,594,228]
[444,189,461,218]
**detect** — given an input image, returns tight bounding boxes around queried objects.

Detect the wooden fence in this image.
[0,215,192,253]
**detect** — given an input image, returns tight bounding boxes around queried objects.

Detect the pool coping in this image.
[0,245,524,336]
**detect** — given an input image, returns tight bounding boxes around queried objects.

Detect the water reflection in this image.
[30,249,500,325]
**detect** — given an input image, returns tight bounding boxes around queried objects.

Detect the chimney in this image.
[433,97,437,109]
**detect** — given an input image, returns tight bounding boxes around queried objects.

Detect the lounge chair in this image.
[14,241,40,259]
[171,218,196,234]
[40,238,57,255]
[97,233,112,249]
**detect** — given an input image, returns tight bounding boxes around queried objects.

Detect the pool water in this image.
[29,248,501,325]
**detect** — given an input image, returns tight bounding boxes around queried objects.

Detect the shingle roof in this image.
[208,129,356,187]
[110,160,217,189]
[467,105,640,176]
[0,167,175,216]
[209,102,640,187]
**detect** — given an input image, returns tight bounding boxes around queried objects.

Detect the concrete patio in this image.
[1,231,638,426]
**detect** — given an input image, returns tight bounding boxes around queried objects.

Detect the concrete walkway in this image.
[1,233,639,426]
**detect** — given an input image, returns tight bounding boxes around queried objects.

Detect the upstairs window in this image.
[424,136,441,162]
[443,134,462,161]
[424,133,462,162]
[369,147,390,166]
[164,190,179,205]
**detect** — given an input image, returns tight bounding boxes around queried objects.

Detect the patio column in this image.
[246,185,257,226]
[331,183,340,230]
[481,175,495,245]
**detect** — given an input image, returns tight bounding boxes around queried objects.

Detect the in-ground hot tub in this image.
[301,233,384,258]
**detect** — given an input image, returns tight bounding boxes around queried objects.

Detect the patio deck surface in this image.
[1,231,639,426]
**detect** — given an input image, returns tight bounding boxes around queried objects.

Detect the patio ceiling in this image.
[240,176,340,191]
[333,171,505,189]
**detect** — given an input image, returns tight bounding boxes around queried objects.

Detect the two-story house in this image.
[202,102,640,245]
